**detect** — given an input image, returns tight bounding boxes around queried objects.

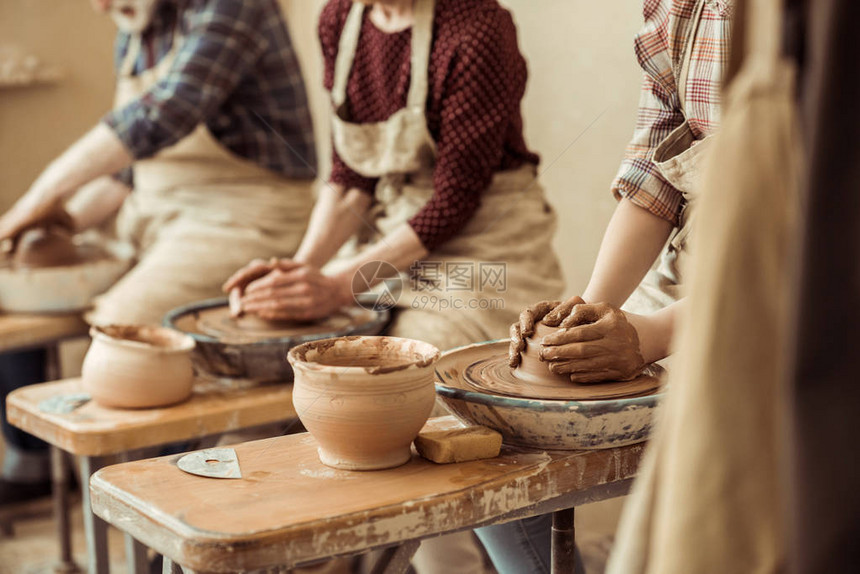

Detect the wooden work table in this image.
[0,312,88,354]
[8,377,296,574]
[90,417,644,574]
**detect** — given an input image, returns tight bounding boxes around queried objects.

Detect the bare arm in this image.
[625,299,683,364]
[0,123,132,240]
[581,197,674,307]
[65,176,132,232]
[292,184,373,268]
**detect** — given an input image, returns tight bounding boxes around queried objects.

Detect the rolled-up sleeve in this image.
[103,0,266,159]
[611,71,686,225]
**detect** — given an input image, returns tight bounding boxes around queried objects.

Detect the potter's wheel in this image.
[164,298,389,384]
[0,234,133,313]
[184,305,365,345]
[461,346,661,401]
[434,340,665,450]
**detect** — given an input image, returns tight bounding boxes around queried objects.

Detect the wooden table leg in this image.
[118,451,149,574]
[79,456,110,574]
[369,540,421,574]
[51,446,82,574]
[551,508,576,574]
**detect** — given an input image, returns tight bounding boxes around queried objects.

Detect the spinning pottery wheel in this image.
[435,340,664,450]
[0,233,132,313]
[164,298,389,384]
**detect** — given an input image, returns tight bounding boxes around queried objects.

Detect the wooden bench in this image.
[90,416,644,574]
[7,377,296,574]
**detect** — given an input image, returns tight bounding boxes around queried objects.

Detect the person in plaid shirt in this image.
[482,1,734,572]
[0,0,316,506]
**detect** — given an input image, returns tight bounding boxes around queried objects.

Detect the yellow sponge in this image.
[415,426,503,463]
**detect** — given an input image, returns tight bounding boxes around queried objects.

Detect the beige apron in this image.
[623,0,716,314]
[607,0,800,570]
[87,29,313,326]
[329,0,564,352]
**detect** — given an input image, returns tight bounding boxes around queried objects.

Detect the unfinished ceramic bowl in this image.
[13,228,83,268]
[515,322,570,385]
[82,325,196,409]
[288,336,440,470]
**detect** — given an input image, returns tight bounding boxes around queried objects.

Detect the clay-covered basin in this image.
[82,325,196,408]
[288,336,440,470]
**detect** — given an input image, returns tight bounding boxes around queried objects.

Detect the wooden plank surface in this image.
[0,313,88,352]
[91,417,644,573]
[7,378,296,456]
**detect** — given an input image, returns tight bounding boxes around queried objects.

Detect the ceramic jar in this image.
[514,322,570,386]
[288,336,440,470]
[82,325,196,408]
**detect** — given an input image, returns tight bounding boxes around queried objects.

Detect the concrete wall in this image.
[1,0,643,294]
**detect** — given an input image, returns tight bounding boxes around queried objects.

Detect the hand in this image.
[539,302,646,383]
[508,299,565,367]
[222,257,283,294]
[0,198,75,247]
[239,263,353,322]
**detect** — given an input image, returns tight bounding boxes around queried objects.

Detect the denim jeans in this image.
[475,513,585,574]
[0,348,48,451]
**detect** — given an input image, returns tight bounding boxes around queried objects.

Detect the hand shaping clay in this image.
[12,228,84,268]
[415,426,502,463]
[514,322,571,385]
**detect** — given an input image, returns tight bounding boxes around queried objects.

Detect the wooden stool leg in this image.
[79,456,109,574]
[51,446,82,573]
[551,508,576,574]
[369,540,420,574]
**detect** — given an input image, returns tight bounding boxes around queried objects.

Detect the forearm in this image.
[65,176,131,231]
[625,299,684,363]
[293,184,373,268]
[581,198,674,307]
[22,123,133,210]
[329,223,428,287]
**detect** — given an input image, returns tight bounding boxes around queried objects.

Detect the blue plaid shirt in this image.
[104,0,317,184]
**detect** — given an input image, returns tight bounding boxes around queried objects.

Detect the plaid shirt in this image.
[612,0,734,224]
[104,0,316,183]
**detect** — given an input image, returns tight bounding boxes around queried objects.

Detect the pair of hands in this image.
[509,296,646,383]
[222,259,352,322]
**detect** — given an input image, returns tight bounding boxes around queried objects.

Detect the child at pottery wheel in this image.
[478,1,734,572]
[0,0,316,506]
[225,1,564,572]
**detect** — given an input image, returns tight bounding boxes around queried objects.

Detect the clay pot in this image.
[288,336,440,470]
[514,322,571,386]
[13,228,83,269]
[82,325,196,408]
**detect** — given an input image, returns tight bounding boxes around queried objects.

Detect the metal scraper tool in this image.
[177,448,242,479]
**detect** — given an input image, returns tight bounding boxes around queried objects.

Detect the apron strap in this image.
[406,0,435,109]
[119,34,143,77]
[331,3,364,108]
[117,23,183,79]
[331,0,436,111]
[678,0,708,115]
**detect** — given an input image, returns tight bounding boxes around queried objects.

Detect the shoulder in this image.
[319,0,354,47]
[434,0,519,56]
[180,0,274,29]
